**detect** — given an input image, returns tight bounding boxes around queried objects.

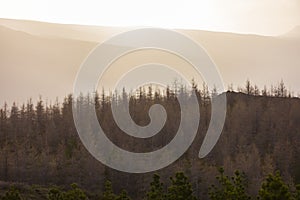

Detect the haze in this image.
[0,18,300,106]
[0,0,300,105]
[0,0,300,36]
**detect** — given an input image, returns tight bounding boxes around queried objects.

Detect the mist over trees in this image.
[0,80,299,199]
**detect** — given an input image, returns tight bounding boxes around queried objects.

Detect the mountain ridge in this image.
[0,18,300,106]
[281,25,300,39]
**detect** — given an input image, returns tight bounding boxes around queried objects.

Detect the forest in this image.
[0,80,300,199]
[1,168,300,199]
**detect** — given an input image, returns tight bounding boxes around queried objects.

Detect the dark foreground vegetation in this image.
[0,80,300,199]
[1,168,300,200]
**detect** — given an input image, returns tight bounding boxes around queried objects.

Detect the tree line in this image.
[2,168,300,200]
[0,79,299,199]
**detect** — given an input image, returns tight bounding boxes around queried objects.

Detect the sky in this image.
[0,0,300,106]
[0,0,299,36]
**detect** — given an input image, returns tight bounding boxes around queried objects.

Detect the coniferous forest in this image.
[0,80,300,199]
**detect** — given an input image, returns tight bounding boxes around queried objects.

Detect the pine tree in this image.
[208,167,251,200]
[102,181,117,200]
[258,171,292,200]
[245,79,254,95]
[146,174,165,200]
[116,190,131,200]
[166,172,197,200]
[60,183,87,200]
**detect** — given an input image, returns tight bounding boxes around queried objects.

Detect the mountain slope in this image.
[0,25,96,105]
[0,18,124,42]
[280,25,300,39]
[0,19,300,105]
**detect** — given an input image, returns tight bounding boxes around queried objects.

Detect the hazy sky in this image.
[1,0,299,36]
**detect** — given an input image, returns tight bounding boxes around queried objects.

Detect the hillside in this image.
[0,24,96,105]
[0,91,299,199]
[0,19,300,106]
[0,18,124,42]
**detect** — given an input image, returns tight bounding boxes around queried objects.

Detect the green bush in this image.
[116,190,131,200]
[258,171,292,200]
[165,172,196,200]
[48,187,63,200]
[295,184,300,200]
[2,186,22,200]
[208,167,251,200]
[102,181,117,200]
[146,174,164,200]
